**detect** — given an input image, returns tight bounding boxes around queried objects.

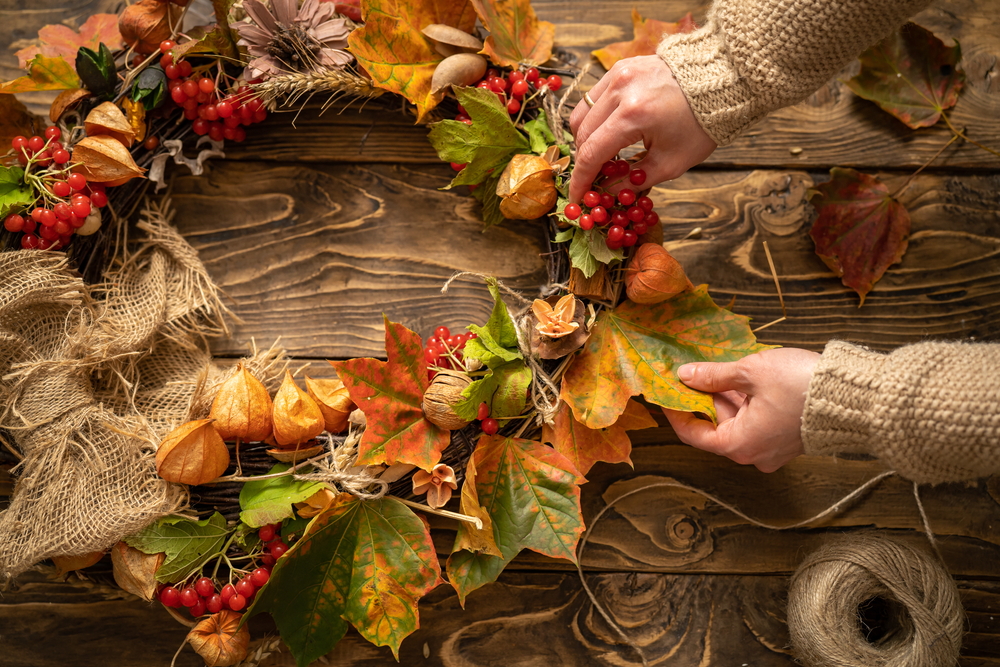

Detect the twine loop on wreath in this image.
[292,430,389,501]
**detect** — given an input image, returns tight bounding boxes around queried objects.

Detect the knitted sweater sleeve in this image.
[800,341,1000,484]
[657,0,932,146]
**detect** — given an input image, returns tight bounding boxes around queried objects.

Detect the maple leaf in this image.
[427,86,530,188]
[15,14,122,69]
[331,317,451,470]
[542,399,656,478]
[446,435,584,605]
[470,0,554,68]
[452,454,502,557]
[809,168,910,305]
[247,495,442,664]
[348,0,477,122]
[845,22,964,129]
[0,55,78,94]
[592,9,697,70]
[560,286,771,429]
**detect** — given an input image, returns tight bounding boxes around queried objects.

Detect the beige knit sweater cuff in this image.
[801,340,1000,484]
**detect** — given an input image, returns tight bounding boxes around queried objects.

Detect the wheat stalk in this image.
[253,68,385,116]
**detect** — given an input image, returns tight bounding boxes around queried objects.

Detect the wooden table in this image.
[3,1,1000,665]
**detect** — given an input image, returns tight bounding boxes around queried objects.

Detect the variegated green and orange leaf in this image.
[331,316,451,470]
[348,0,477,122]
[592,9,697,70]
[560,286,771,429]
[246,495,442,665]
[542,399,656,478]
[15,14,122,69]
[470,0,554,68]
[0,55,78,94]
[447,435,584,605]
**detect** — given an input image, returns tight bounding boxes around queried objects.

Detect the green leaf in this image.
[565,227,624,278]
[247,496,442,665]
[0,167,33,219]
[75,44,116,96]
[454,360,531,421]
[124,513,231,583]
[0,54,78,94]
[427,86,529,188]
[281,516,310,541]
[553,228,574,243]
[524,109,556,154]
[471,170,509,230]
[239,464,327,528]
[131,64,168,110]
[464,277,522,369]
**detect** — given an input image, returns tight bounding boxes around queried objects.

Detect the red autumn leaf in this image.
[331,317,451,470]
[348,0,477,122]
[844,22,964,129]
[470,0,554,68]
[446,434,584,606]
[15,14,123,70]
[809,168,911,306]
[592,9,697,70]
[560,286,771,430]
[542,399,656,477]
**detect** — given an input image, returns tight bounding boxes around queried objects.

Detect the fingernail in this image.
[677,364,694,381]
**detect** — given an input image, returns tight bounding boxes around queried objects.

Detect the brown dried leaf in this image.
[111,541,164,601]
[119,0,184,55]
[0,94,45,154]
[156,419,231,485]
[51,551,104,577]
[452,455,501,556]
[496,153,556,219]
[49,88,90,123]
[530,294,589,360]
[210,362,273,442]
[532,294,580,338]
[72,134,146,186]
[84,101,136,147]
[431,52,487,94]
[305,375,354,434]
[294,487,337,518]
[272,371,325,448]
[188,610,250,667]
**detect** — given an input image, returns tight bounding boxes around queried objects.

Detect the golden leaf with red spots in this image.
[592,9,697,69]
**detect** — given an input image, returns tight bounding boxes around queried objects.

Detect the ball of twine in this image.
[788,534,964,667]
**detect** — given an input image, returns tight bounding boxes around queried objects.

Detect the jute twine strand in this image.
[291,431,388,501]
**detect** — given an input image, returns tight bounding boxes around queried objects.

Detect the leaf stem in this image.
[890,132,960,199]
[941,111,1000,158]
[397,498,483,529]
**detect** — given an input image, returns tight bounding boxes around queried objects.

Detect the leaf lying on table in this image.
[592,9,697,70]
[470,0,555,68]
[14,13,122,69]
[124,512,230,584]
[246,495,442,664]
[239,463,327,528]
[809,167,910,305]
[446,435,584,606]
[542,399,657,478]
[428,86,530,188]
[332,316,451,470]
[348,0,477,122]
[0,55,78,94]
[560,286,771,429]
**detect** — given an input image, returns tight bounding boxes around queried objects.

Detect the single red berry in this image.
[450,162,466,172]
[525,67,540,83]
[582,190,601,208]
[617,188,636,206]
[205,594,223,614]
[184,107,199,120]
[600,193,615,209]
[615,160,631,177]
[195,91,210,104]
[35,150,52,166]
[69,213,85,228]
[259,524,276,543]
[228,593,247,611]
[545,74,562,91]
[434,326,451,340]
[234,127,247,142]
[270,541,288,559]
[251,568,270,587]
[169,87,187,105]
[190,599,207,617]
[511,79,529,98]
[476,80,490,89]
[208,122,225,142]
[53,220,71,236]
[28,136,45,152]
[600,161,617,177]
[181,79,199,98]
[21,217,35,233]
[508,70,524,83]
[590,206,608,225]
[180,586,199,607]
[629,168,647,186]
[11,135,27,151]
[216,100,234,118]
[261,554,276,567]
[486,68,500,79]
[622,230,638,247]
[68,172,86,190]
[38,237,56,250]
[202,104,219,121]
[477,402,490,420]
[424,347,439,364]
[165,63,181,80]
[160,40,175,53]
[643,211,660,226]
[481,417,499,435]
[632,221,648,235]
[245,98,263,113]
[253,109,267,124]
[160,586,181,607]
[579,213,594,230]
[192,118,209,136]
[194,577,215,598]
[611,210,628,227]
[40,209,56,227]
[564,202,581,220]
[221,583,237,602]
[142,136,159,153]
[235,577,255,598]
[178,60,193,77]
[71,201,91,219]
[627,206,645,223]
[4,213,24,233]
[52,149,70,165]
[198,77,215,94]
[224,114,241,129]
[39,225,58,240]
[239,105,254,124]
[637,196,654,212]
[52,180,72,197]
[506,98,521,114]
[490,77,507,93]
[606,235,623,250]
[20,233,39,249]
[31,207,45,223]
[45,126,61,141]
[160,53,173,69]
[607,225,625,243]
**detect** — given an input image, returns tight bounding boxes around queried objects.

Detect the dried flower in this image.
[304,375,354,433]
[187,611,250,667]
[236,0,353,80]
[84,101,136,147]
[421,370,473,430]
[529,294,589,359]
[156,419,231,485]
[272,371,325,448]
[111,542,164,601]
[412,463,458,509]
[496,154,557,220]
[532,294,580,338]
[624,243,693,304]
[210,362,274,442]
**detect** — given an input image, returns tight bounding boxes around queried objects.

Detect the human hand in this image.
[568,55,717,203]
[662,348,821,472]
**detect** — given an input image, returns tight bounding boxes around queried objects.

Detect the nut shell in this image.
[422,370,474,430]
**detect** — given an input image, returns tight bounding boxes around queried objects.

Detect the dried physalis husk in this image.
[533,294,580,339]
[421,370,473,430]
[421,23,484,57]
[187,610,250,667]
[431,52,488,95]
[120,97,147,143]
[294,487,337,518]
[72,135,146,186]
[84,101,136,147]
[272,371,326,448]
[51,551,105,577]
[49,88,90,123]
[305,375,354,434]
[156,419,231,485]
[624,243,693,304]
[412,463,458,509]
[210,362,273,442]
[119,0,183,55]
[496,154,557,219]
[529,294,589,360]
[111,542,164,601]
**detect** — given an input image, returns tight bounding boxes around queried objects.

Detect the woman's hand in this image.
[568,55,717,203]
[662,348,822,472]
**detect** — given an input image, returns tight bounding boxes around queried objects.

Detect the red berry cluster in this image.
[4,127,106,250]
[564,161,659,250]
[477,401,499,436]
[160,40,264,143]
[455,67,562,123]
[424,325,478,381]
[157,522,286,617]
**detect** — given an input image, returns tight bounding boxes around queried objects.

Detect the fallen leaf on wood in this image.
[592,9,697,69]
[14,14,122,69]
[0,55,78,94]
[470,0,554,67]
[542,399,656,477]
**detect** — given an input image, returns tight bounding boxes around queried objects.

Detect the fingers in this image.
[569,72,614,138]
[568,111,642,203]
[663,409,730,456]
[677,360,756,394]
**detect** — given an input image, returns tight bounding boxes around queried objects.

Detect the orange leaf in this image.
[470,0,554,68]
[71,134,146,186]
[49,88,91,124]
[543,399,656,477]
[452,454,501,556]
[348,0,477,122]
[111,542,165,601]
[592,9,697,70]
[15,14,123,69]
[156,419,231,485]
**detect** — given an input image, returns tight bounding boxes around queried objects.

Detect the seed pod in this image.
[272,371,325,448]
[421,370,473,430]
[111,542,164,601]
[304,375,354,434]
[421,24,484,57]
[210,362,273,442]
[187,611,250,667]
[624,243,693,304]
[72,134,146,186]
[496,154,557,220]
[119,0,183,55]
[84,101,136,147]
[529,294,589,360]
[412,463,458,509]
[156,419,230,485]
[431,53,488,94]
[49,88,90,124]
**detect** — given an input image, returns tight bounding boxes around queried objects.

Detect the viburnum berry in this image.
[490,76,507,93]
[579,213,594,230]
[181,79,198,98]
[633,221,648,235]
[143,135,159,151]
[643,211,660,226]
[190,599,207,617]
[637,196,654,212]
[259,524,276,543]
[629,168,646,186]
[27,136,45,152]
[53,220,71,236]
[611,209,627,227]
[180,586,199,607]
[69,213,86,229]
[39,225,58,240]
[481,417,499,435]
[71,201,91,219]
[11,135,27,151]
[606,235,623,250]
[165,63,181,80]
[434,326,450,340]
[607,225,625,244]
[198,77,215,94]
[67,173,87,191]
[4,214,24,233]
[615,160,630,177]
[44,126,61,141]
[424,347,439,364]
[511,79,529,98]
[159,40,175,53]
[582,190,601,208]
[525,67,539,83]
[234,127,247,142]
[38,237,56,251]
[235,577,255,598]
[39,209,56,227]
[216,100,234,118]
[160,54,173,69]
[508,70,524,83]
[617,188,636,206]
[205,594,224,614]
[178,60,192,77]
[159,586,181,607]
[450,162,466,172]
[228,593,247,611]
[261,554,276,568]
[52,180,72,197]
[600,192,615,209]
[590,206,608,225]
[20,233,39,249]
[600,161,617,177]
[545,74,562,91]
[564,202,581,220]
[192,118,209,136]
[21,217,35,233]
[251,567,270,587]
[54,202,71,220]
[486,68,500,79]
[477,402,490,420]
[220,583,237,602]
[506,98,521,114]
[622,230,638,247]
[52,148,70,165]
[195,577,215,598]
[627,206,645,223]
[208,123,225,142]
[269,540,288,559]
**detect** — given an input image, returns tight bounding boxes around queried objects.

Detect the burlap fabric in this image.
[0,200,284,579]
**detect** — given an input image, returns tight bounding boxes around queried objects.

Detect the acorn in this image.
[421,370,473,430]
